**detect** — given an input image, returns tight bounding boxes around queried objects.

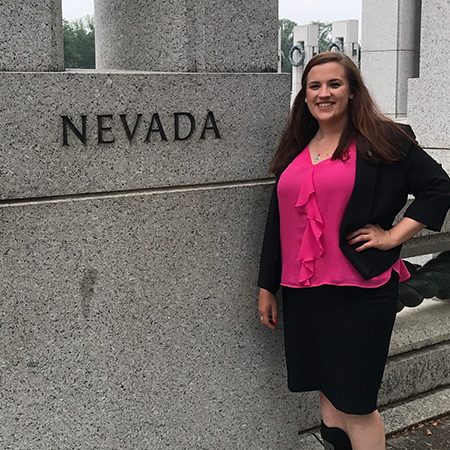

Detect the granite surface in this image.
[380,342,450,407]
[390,299,450,356]
[408,77,450,149]
[361,49,419,117]
[362,0,421,51]
[401,233,450,258]
[361,0,420,117]
[0,0,63,71]
[362,0,400,51]
[94,0,278,73]
[407,0,450,148]
[408,80,450,150]
[0,72,290,200]
[386,413,450,449]
[360,51,399,117]
[383,386,450,435]
[415,0,450,78]
[1,183,304,449]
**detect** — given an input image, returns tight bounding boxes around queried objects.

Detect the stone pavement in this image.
[386,414,450,449]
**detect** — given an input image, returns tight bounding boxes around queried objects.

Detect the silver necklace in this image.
[313,137,339,162]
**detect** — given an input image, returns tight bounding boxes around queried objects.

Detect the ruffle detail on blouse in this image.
[294,166,324,286]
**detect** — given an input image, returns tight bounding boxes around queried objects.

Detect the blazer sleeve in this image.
[257,182,282,295]
[402,140,450,231]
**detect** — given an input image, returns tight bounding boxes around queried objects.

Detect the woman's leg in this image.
[320,392,385,450]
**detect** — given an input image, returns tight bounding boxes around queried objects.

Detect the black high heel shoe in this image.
[320,421,353,450]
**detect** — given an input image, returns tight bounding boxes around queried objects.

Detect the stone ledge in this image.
[390,298,450,356]
[381,341,450,407]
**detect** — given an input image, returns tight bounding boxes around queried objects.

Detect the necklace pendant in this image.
[314,154,320,162]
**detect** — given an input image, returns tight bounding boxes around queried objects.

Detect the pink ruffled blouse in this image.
[278,143,410,288]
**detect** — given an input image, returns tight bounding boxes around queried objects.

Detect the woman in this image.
[257,52,450,450]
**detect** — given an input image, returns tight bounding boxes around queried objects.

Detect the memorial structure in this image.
[361,0,421,119]
[0,1,297,448]
[2,0,450,448]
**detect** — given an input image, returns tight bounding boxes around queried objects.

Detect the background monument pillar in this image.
[290,24,318,104]
[360,0,421,118]
[408,0,450,150]
[0,0,64,71]
[94,0,278,72]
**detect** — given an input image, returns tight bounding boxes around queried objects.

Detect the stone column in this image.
[408,0,450,150]
[94,0,278,72]
[360,0,421,118]
[0,0,64,71]
[291,24,319,104]
[1,0,297,447]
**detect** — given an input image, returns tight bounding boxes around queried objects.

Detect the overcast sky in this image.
[62,0,362,24]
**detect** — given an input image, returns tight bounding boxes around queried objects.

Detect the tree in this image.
[311,21,332,53]
[63,16,95,69]
[279,19,297,73]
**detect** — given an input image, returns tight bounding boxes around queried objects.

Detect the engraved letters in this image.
[62,112,221,146]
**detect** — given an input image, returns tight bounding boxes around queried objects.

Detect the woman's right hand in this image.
[258,288,278,330]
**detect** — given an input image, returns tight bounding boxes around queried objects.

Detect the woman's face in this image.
[305,62,351,128]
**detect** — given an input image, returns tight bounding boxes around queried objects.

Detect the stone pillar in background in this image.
[408,0,450,151]
[94,0,278,72]
[360,0,421,118]
[0,0,64,71]
[291,24,319,104]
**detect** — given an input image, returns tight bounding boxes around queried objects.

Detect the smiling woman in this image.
[258,51,450,450]
[305,62,351,148]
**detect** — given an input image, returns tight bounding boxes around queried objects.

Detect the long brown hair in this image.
[270,52,414,176]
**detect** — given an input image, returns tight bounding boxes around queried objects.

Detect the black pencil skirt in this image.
[282,272,399,415]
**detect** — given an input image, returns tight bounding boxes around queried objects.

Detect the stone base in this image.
[1,183,305,449]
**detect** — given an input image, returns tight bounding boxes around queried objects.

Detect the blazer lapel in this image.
[339,149,381,279]
[341,150,380,234]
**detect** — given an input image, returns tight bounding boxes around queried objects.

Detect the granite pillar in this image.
[360,0,421,118]
[94,0,278,72]
[408,0,450,149]
[0,0,64,71]
[0,0,299,446]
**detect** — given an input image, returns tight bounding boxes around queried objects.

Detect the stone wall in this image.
[0,1,306,448]
[361,0,421,118]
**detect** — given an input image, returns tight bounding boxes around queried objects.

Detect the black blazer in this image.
[258,125,450,295]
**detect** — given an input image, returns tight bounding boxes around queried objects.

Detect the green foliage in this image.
[63,16,95,69]
[311,21,332,53]
[279,18,297,73]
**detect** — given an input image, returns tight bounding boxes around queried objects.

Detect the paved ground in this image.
[386,414,450,449]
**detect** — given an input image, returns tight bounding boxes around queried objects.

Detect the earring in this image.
[349,94,354,99]
[305,98,307,103]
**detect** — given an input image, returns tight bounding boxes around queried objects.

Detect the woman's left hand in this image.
[346,223,397,252]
